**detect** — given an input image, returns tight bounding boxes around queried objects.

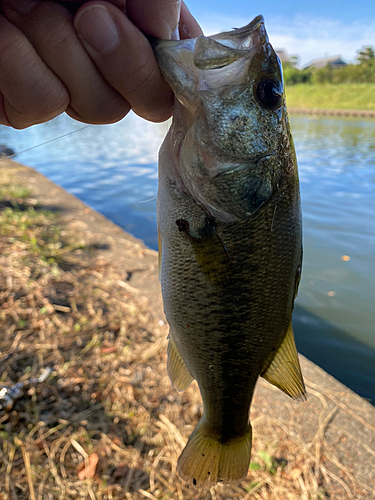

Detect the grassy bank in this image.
[1,165,371,499]
[285,83,375,110]
[0,170,323,499]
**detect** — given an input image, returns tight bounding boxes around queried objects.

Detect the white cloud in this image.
[198,14,375,66]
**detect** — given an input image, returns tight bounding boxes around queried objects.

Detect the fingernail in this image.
[75,5,119,53]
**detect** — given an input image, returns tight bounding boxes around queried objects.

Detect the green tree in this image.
[289,55,299,68]
[357,46,375,63]
[282,60,312,86]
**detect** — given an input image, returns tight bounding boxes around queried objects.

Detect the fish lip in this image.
[209,14,266,47]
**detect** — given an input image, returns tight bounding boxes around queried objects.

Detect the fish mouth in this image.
[152,16,270,113]
[193,15,267,70]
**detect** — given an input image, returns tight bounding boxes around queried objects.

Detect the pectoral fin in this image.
[176,217,231,284]
[261,322,307,402]
[167,334,194,391]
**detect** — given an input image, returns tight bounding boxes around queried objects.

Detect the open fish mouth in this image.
[152,15,277,114]
[153,15,268,68]
[193,15,268,70]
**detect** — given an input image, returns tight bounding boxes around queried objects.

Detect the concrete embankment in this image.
[289,108,375,118]
[1,158,375,499]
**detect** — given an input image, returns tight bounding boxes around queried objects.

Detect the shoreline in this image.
[289,107,375,117]
[1,158,375,499]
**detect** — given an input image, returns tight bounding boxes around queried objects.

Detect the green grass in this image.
[285,83,375,110]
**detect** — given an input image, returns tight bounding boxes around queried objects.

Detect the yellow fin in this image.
[177,420,252,486]
[157,228,162,281]
[261,322,307,402]
[167,335,194,391]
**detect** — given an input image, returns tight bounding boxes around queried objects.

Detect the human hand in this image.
[0,0,202,129]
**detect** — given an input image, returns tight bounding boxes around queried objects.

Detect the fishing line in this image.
[0,124,93,161]
[138,196,157,204]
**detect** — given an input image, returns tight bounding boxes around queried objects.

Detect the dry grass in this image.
[0,171,371,499]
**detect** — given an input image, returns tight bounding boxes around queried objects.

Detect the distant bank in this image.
[288,108,375,117]
[286,83,375,116]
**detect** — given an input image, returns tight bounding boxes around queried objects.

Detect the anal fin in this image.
[167,335,194,391]
[261,322,307,402]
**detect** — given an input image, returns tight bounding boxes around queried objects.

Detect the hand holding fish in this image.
[0,0,201,128]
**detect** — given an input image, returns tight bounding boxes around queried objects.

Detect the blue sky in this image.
[186,1,375,66]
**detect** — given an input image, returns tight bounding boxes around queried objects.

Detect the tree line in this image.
[283,46,375,85]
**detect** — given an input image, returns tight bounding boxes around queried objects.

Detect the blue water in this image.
[1,113,374,402]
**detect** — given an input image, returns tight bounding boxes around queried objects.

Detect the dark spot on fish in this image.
[202,453,205,457]
[176,219,189,232]
[193,478,197,485]
[207,471,210,475]
[228,114,248,132]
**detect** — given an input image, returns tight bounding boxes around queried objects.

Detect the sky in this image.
[185,1,375,66]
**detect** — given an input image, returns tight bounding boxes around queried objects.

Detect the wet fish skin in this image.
[155,15,306,486]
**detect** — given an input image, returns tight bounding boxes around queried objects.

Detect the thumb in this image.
[74,1,173,122]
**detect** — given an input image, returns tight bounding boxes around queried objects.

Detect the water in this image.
[1,113,374,402]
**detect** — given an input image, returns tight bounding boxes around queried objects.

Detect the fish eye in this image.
[255,78,283,109]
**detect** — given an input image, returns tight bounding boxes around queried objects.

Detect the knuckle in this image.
[6,84,69,129]
[68,97,131,125]
[26,2,77,53]
[122,60,156,96]
[21,76,70,119]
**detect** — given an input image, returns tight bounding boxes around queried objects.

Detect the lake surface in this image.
[1,113,374,402]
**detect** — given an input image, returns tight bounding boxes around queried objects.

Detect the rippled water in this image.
[1,113,374,402]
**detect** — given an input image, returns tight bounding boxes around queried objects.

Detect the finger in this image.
[74,2,174,122]
[0,92,10,126]
[52,1,128,16]
[126,0,181,39]
[19,2,130,124]
[179,1,203,39]
[0,14,69,128]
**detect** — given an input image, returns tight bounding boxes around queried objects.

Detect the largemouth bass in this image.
[154,15,306,486]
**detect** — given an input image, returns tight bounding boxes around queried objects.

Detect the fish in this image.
[154,15,306,486]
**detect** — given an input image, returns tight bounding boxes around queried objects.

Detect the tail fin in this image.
[177,420,252,487]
